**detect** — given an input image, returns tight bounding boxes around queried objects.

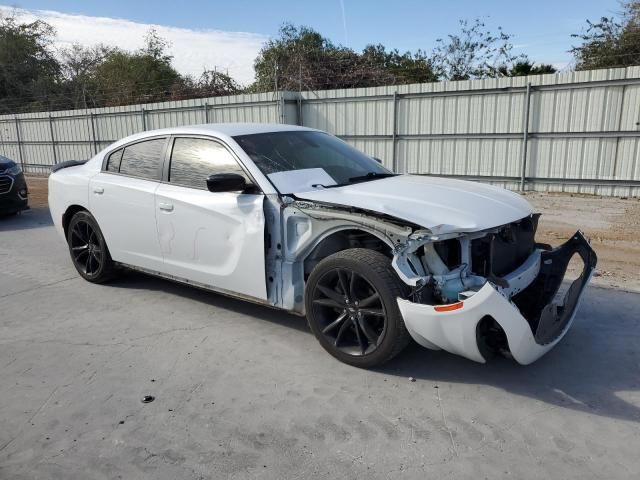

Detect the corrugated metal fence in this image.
[0,91,292,176]
[1,66,639,196]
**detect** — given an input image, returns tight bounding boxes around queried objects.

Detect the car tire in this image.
[305,248,411,368]
[66,211,116,283]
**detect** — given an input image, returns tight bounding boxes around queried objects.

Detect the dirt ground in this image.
[26,176,49,209]
[524,192,640,292]
[25,176,640,292]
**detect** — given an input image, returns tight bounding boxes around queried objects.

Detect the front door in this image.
[155,136,267,300]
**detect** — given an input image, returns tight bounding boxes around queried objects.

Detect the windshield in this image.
[233,131,392,192]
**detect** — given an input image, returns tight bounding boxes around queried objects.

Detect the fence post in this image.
[14,117,24,170]
[90,113,98,154]
[298,62,303,126]
[392,91,399,173]
[141,108,147,131]
[298,92,303,126]
[520,82,532,191]
[278,92,286,124]
[203,102,209,123]
[48,114,58,165]
[611,83,626,181]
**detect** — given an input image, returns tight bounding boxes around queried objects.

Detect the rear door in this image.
[89,137,169,271]
[154,136,267,300]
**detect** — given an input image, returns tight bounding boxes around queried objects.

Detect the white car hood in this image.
[294,175,533,234]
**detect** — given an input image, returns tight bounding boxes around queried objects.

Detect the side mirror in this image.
[206,173,249,192]
[373,157,383,164]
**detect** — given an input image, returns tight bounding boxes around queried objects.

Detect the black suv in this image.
[0,155,28,216]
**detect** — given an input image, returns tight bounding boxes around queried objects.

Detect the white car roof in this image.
[188,123,316,136]
[105,123,317,151]
[139,122,314,139]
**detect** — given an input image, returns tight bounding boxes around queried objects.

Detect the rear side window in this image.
[118,139,166,180]
[106,149,123,172]
[169,137,249,190]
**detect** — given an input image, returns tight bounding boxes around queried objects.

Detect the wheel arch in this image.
[62,204,89,237]
[301,227,393,278]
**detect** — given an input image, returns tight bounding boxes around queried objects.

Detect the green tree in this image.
[571,0,640,69]
[176,69,242,100]
[141,28,173,64]
[0,16,244,112]
[91,28,181,106]
[497,58,557,77]
[251,23,436,92]
[59,43,113,109]
[0,12,61,113]
[430,19,518,80]
[361,44,437,84]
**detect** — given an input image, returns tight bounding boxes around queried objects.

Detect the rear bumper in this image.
[398,231,597,365]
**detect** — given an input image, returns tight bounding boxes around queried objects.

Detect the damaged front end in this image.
[393,216,597,364]
[280,196,597,365]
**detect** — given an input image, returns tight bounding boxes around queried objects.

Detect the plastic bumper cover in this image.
[0,174,28,214]
[397,231,597,365]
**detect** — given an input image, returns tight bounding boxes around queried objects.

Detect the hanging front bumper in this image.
[397,231,597,365]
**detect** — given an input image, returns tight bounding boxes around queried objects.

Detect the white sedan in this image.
[48,123,597,367]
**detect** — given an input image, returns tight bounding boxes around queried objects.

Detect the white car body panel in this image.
[155,183,267,300]
[48,167,90,239]
[48,123,597,366]
[89,172,164,271]
[295,174,533,235]
[398,275,590,365]
[397,248,549,364]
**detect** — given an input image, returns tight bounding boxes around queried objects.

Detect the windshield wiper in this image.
[347,172,397,184]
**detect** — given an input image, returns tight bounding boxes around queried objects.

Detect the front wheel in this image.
[305,248,411,368]
[66,211,116,283]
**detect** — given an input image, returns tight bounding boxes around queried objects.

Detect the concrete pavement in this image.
[1,207,639,479]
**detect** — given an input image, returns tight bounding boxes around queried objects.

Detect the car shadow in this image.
[377,284,640,424]
[106,271,640,424]
[0,207,53,231]
[106,270,309,334]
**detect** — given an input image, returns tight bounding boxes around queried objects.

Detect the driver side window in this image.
[169,137,249,190]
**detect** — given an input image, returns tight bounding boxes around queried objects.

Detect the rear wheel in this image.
[67,211,115,283]
[305,248,411,368]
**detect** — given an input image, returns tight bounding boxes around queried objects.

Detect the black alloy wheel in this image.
[70,219,102,276]
[305,248,411,368]
[312,267,386,356]
[67,211,115,283]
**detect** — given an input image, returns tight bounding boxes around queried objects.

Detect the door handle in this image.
[158,202,174,212]
[93,187,104,195]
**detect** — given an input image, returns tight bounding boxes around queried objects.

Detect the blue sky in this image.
[3,0,623,82]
